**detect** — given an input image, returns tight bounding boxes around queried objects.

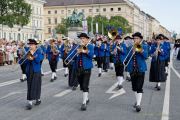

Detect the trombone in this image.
[123,40,144,67]
[64,39,92,65]
[12,47,40,72]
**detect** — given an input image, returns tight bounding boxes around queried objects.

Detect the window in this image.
[9,33,11,40]
[4,32,6,39]
[33,20,35,27]
[30,34,32,38]
[96,9,99,12]
[118,7,121,11]
[82,9,85,13]
[14,33,16,40]
[37,20,38,27]
[55,10,57,14]
[110,8,113,11]
[61,10,64,14]
[40,21,42,28]
[103,8,106,12]
[68,10,71,14]
[89,9,92,12]
[48,11,51,14]
[48,28,51,33]
[55,18,57,24]
[40,8,41,15]
[48,18,51,24]
[37,7,38,14]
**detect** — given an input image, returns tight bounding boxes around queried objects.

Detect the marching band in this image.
[15,30,175,112]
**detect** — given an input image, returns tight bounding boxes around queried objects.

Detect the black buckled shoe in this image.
[133,103,137,108]
[126,76,131,81]
[64,74,68,77]
[136,105,141,112]
[72,86,77,91]
[35,100,41,106]
[81,104,87,111]
[50,79,54,82]
[20,79,24,82]
[86,100,90,105]
[116,85,123,90]
[54,76,57,80]
[26,104,32,110]
[157,86,161,91]
[98,73,101,77]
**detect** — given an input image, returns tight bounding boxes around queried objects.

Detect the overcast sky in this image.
[130,0,180,34]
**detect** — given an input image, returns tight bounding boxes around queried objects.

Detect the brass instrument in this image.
[27,51,34,60]
[64,40,72,54]
[51,45,58,55]
[108,30,118,40]
[123,40,144,67]
[64,39,92,65]
[134,43,143,53]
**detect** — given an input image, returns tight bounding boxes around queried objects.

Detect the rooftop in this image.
[44,0,126,6]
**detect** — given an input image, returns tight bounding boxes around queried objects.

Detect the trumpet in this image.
[108,29,118,40]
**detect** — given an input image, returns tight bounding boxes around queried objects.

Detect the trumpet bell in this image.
[134,44,142,52]
[108,30,118,40]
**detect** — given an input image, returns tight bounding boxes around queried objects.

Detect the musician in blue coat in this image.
[60,39,72,77]
[149,35,168,91]
[24,39,43,110]
[112,35,127,90]
[76,33,94,111]
[38,40,46,76]
[102,38,110,72]
[94,38,104,77]
[126,32,148,112]
[18,41,28,82]
[46,39,60,82]
[163,36,171,74]
[66,42,79,90]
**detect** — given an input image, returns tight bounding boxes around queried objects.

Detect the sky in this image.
[130,0,180,34]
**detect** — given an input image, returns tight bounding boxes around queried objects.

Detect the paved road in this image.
[0,57,179,120]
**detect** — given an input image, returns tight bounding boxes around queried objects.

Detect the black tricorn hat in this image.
[132,32,143,39]
[78,33,89,39]
[124,36,132,40]
[115,35,122,40]
[28,39,38,45]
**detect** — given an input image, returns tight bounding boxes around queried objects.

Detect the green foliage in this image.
[55,15,132,35]
[0,0,31,28]
[55,18,69,35]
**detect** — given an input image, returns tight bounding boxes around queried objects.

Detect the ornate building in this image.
[44,0,171,40]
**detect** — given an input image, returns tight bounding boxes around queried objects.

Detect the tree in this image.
[0,0,31,37]
[87,15,132,35]
[55,18,68,35]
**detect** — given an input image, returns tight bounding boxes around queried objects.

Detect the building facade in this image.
[0,0,46,41]
[44,0,171,40]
